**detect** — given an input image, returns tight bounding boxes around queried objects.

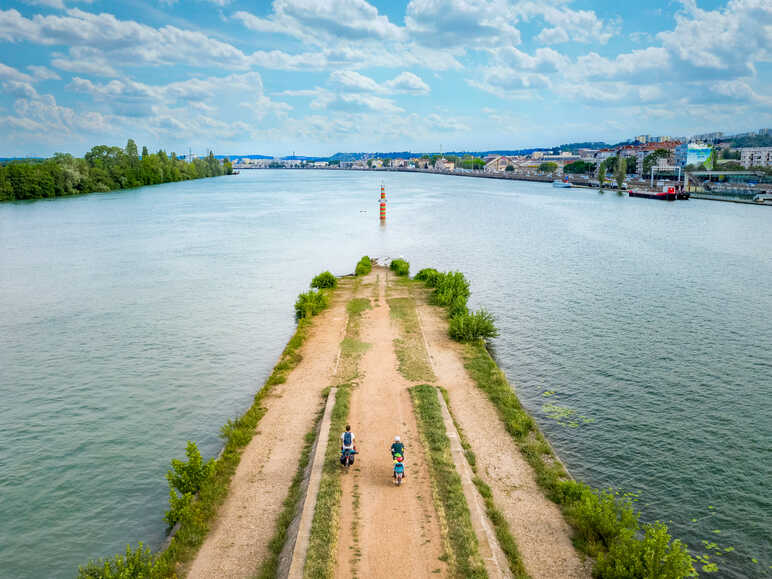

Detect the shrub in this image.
[595,522,695,579]
[566,488,638,555]
[78,543,155,578]
[390,258,410,276]
[167,441,215,496]
[355,255,372,276]
[414,268,441,286]
[165,441,214,527]
[294,290,328,319]
[448,295,469,318]
[311,271,337,289]
[448,309,498,342]
[432,271,470,308]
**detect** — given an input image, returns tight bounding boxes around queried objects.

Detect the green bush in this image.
[448,309,498,342]
[355,255,372,276]
[390,258,410,276]
[566,488,638,555]
[595,522,695,579]
[78,543,155,578]
[432,271,470,308]
[414,268,441,286]
[164,441,214,527]
[311,271,337,289]
[294,290,328,319]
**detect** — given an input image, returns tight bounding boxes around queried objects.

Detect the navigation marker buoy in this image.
[380,183,386,222]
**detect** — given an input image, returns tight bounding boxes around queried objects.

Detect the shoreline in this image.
[236,166,772,206]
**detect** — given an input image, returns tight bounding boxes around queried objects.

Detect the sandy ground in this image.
[415,294,592,579]
[186,282,353,579]
[335,270,447,579]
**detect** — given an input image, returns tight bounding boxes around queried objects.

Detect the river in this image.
[0,170,769,578]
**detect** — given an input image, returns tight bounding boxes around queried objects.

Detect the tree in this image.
[538,161,558,173]
[505,165,514,172]
[383,158,391,167]
[615,156,627,189]
[642,149,671,176]
[598,165,606,190]
[564,160,596,174]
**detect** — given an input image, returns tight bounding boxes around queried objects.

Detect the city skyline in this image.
[1,0,771,157]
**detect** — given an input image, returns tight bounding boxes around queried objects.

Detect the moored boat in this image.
[553,179,572,188]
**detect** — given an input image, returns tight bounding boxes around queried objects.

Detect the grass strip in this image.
[439,388,529,579]
[410,384,487,579]
[303,382,352,578]
[388,297,436,382]
[255,392,329,579]
[303,296,370,578]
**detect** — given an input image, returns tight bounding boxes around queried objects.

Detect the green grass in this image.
[295,290,329,320]
[255,397,328,579]
[388,297,436,382]
[311,271,338,289]
[410,384,487,579]
[346,297,371,316]
[390,258,410,276]
[439,389,528,579]
[354,255,372,277]
[303,383,352,578]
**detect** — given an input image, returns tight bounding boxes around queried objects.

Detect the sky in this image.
[0,0,771,157]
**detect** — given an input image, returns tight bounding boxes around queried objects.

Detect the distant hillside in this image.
[726,134,772,148]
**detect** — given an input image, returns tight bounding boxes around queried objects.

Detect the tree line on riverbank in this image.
[0,139,233,201]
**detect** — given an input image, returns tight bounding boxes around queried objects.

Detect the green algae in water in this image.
[542,403,594,427]
[542,390,556,397]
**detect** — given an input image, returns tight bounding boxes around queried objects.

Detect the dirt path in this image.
[415,293,592,579]
[335,270,447,579]
[186,282,353,579]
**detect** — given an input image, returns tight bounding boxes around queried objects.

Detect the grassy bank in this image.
[388,296,436,382]
[412,265,694,577]
[439,388,528,579]
[410,384,487,579]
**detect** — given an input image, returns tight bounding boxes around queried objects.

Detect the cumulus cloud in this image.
[0,62,34,83]
[329,70,431,95]
[405,0,521,48]
[385,72,430,95]
[234,0,403,43]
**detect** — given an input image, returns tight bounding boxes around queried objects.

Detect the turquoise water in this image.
[0,170,769,577]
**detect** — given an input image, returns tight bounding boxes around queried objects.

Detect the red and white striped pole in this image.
[379,183,386,222]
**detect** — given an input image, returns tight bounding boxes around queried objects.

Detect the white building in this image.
[739,147,772,168]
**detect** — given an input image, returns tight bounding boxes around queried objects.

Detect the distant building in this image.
[635,135,651,143]
[739,147,772,168]
[435,158,455,171]
[675,143,713,168]
[758,128,772,136]
[484,156,515,172]
[693,132,724,143]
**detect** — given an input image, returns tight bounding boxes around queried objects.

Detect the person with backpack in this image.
[340,424,357,465]
[392,453,406,483]
[390,435,404,459]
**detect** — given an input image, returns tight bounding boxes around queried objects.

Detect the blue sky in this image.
[0,0,770,157]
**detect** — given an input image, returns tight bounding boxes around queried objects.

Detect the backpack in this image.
[343,431,352,446]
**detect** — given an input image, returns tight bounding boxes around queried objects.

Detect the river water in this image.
[1,170,769,578]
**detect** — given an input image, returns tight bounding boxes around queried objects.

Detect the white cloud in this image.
[0,62,34,83]
[330,70,381,92]
[0,8,253,69]
[405,0,521,48]
[385,72,430,95]
[27,65,60,80]
[514,1,618,44]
